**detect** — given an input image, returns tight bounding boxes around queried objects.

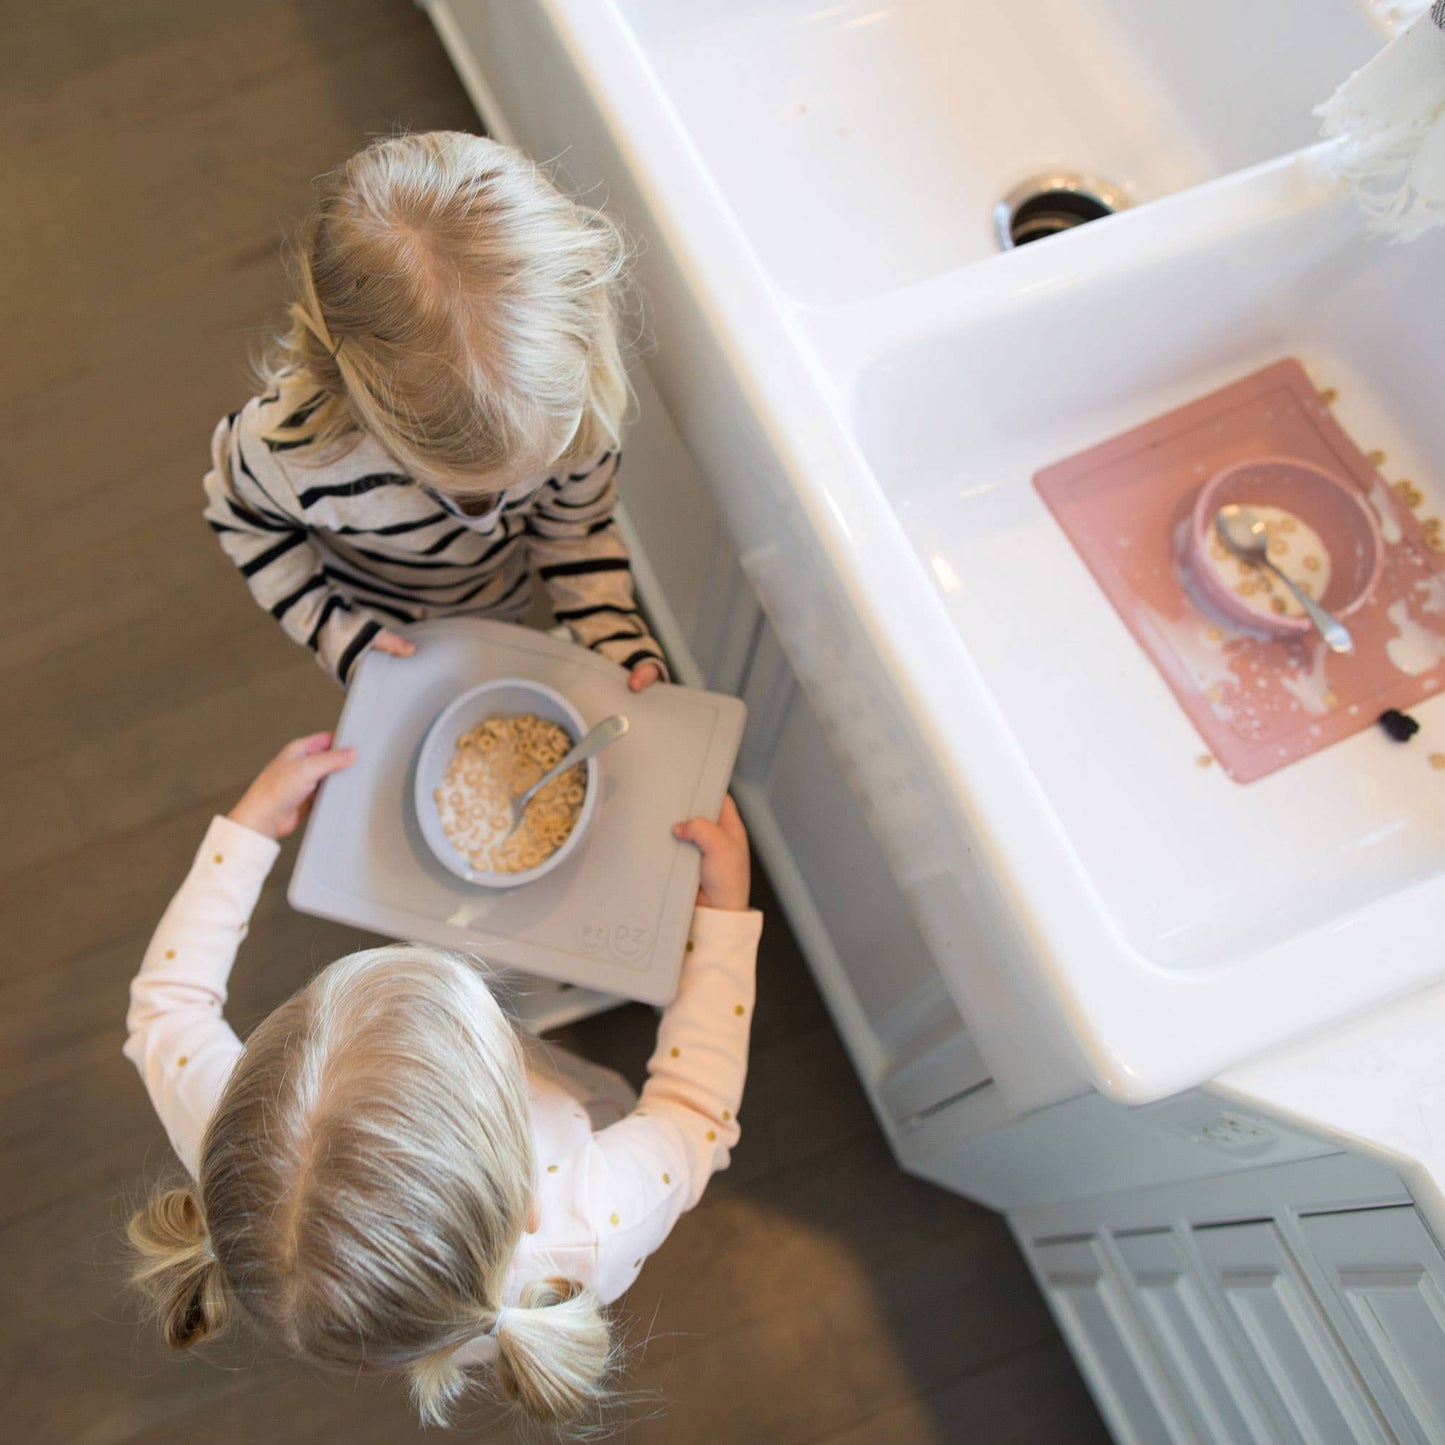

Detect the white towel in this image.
[1316,1,1445,240]
[1362,0,1433,34]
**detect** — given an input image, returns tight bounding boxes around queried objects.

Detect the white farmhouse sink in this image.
[616,0,1383,302]
[429,0,1444,1108]
[848,175,1445,975]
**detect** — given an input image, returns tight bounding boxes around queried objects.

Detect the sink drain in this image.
[995,173,1130,250]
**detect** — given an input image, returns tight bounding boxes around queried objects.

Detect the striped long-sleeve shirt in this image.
[202,387,667,685]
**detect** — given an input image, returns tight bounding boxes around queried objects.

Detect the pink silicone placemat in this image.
[1034,360,1445,783]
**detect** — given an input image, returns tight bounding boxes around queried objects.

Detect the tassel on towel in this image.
[1316,1,1445,240]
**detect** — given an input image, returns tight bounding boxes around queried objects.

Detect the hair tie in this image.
[201,1235,217,1262]
[487,1305,509,1339]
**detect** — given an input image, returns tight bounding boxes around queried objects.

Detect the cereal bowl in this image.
[1182,455,1383,641]
[414,678,598,888]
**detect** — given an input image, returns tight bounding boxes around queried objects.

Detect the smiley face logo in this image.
[612,923,649,960]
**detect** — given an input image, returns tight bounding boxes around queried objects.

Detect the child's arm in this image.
[522,450,669,689]
[202,412,410,683]
[124,735,354,1176]
[581,800,761,1301]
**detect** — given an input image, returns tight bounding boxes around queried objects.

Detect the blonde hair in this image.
[128,945,613,1427]
[257,131,632,492]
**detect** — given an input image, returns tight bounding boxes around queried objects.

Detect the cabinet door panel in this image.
[1193,1221,1389,1445]
[616,361,716,644]
[1302,1205,1445,1443]
[614,362,765,692]
[875,1008,990,1130]
[737,624,969,1057]
[1113,1230,1281,1445]
[1033,1237,1191,1445]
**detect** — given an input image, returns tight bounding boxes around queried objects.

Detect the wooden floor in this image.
[0,4,1110,1441]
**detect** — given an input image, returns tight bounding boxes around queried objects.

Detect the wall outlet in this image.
[1175,1111,1279,1157]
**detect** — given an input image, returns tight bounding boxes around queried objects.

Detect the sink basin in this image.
[850,177,1445,974]
[616,0,1384,303]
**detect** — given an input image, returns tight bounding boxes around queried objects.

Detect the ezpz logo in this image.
[611,923,648,960]
[576,921,649,960]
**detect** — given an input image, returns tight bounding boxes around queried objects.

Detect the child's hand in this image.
[628,660,663,692]
[228,733,357,841]
[672,795,750,910]
[372,629,416,658]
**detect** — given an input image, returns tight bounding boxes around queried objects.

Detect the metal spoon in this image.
[1214,505,1354,654]
[505,714,629,836]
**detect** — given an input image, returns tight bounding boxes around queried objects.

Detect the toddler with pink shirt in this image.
[124,733,760,1426]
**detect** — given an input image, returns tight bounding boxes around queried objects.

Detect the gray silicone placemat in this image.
[289,618,746,1004]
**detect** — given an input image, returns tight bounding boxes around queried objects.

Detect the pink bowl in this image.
[1184,456,1383,641]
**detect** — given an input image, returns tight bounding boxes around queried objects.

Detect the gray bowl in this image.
[414,677,597,889]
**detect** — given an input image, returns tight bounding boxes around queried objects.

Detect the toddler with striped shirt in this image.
[203,131,667,688]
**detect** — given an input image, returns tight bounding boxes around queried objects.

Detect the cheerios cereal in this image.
[435,713,586,875]
[1206,505,1332,620]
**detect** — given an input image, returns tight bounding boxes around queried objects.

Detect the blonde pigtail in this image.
[127,1186,230,1350]
[492,1279,614,1424]
[406,1278,614,1429]
[408,1339,474,1429]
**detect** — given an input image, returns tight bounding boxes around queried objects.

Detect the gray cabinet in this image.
[1033,1236,1190,1445]
[1112,1229,1276,1445]
[1020,1152,1445,1445]
[1301,1206,1445,1443]
[1192,1220,1390,1444]
[730,618,989,1131]
[613,361,760,696]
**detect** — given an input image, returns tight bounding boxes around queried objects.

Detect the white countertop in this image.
[1216,981,1445,1240]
